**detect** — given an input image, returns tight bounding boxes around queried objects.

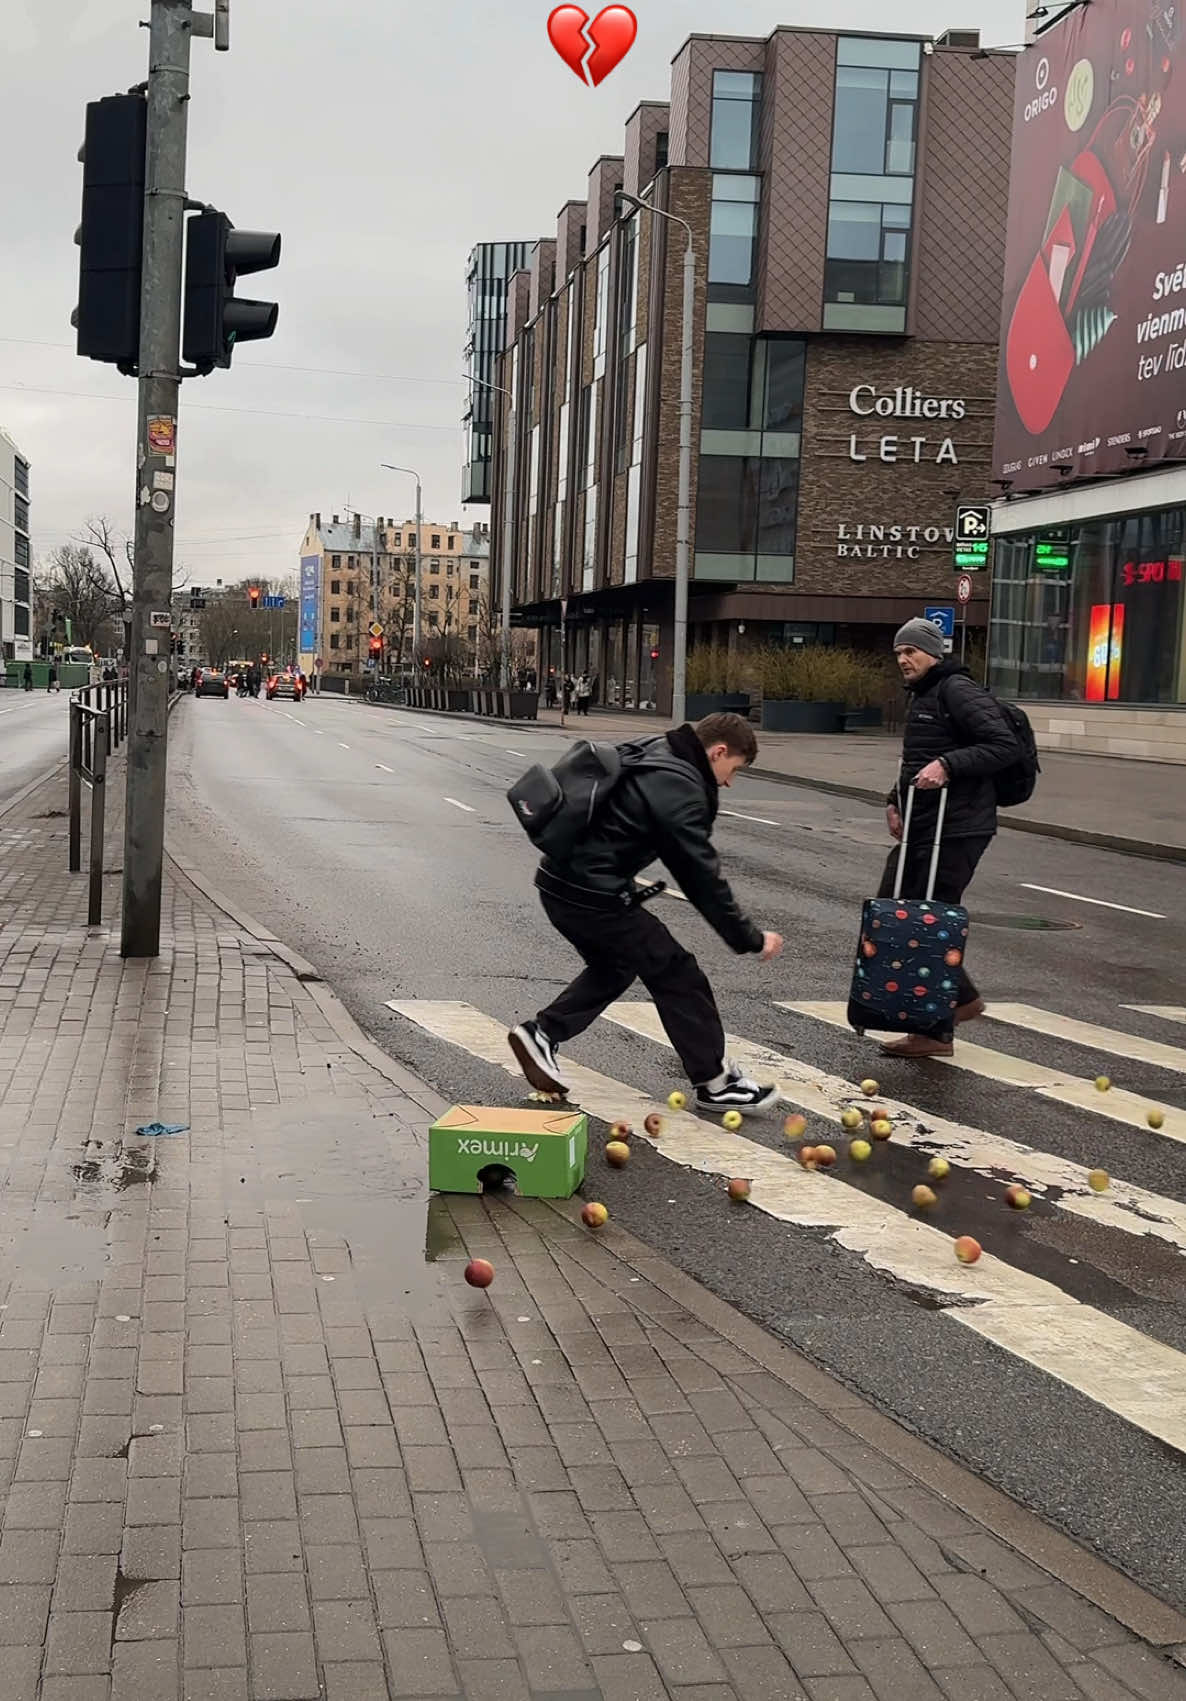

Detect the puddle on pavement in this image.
[0,1209,110,1287]
[974,913,1083,931]
[226,1102,462,1314]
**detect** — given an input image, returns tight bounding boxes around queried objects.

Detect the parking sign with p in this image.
[953,504,991,571]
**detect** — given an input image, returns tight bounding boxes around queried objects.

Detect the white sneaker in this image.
[696,1066,778,1116]
[508,1021,570,1096]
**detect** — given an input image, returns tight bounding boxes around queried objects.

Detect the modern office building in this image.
[989,0,1186,759]
[0,428,32,665]
[462,242,532,505]
[485,27,1015,712]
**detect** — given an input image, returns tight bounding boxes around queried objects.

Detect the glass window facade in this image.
[708,175,760,289]
[710,71,762,170]
[463,240,531,503]
[824,39,920,333]
[989,508,1186,705]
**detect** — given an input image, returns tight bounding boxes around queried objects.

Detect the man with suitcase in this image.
[508,714,784,1113]
[878,618,1020,1059]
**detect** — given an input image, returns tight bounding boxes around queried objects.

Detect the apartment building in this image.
[0,429,32,665]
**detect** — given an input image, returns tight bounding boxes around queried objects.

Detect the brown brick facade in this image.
[795,337,998,605]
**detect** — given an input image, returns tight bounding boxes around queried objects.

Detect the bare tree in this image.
[43,544,123,651]
[196,578,293,671]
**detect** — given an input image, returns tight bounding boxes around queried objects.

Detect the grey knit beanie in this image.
[893,617,946,659]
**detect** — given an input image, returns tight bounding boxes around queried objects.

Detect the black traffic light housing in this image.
[73,92,147,372]
[183,211,280,373]
[248,585,260,608]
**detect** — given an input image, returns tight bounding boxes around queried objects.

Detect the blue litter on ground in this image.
[134,1122,189,1137]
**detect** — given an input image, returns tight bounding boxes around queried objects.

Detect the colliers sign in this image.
[847,384,964,465]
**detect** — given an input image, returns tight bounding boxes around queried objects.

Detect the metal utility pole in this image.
[621,192,694,725]
[121,0,193,958]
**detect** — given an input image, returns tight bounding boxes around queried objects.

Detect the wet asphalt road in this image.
[0,688,70,809]
[165,692,1186,1605]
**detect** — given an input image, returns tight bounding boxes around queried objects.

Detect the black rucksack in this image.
[938,679,1039,807]
[507,740,626,862]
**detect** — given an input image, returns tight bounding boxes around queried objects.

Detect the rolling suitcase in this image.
[846,787,970,1038]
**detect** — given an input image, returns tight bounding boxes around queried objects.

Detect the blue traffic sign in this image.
[924,605,955,638]
[261,595,286,610]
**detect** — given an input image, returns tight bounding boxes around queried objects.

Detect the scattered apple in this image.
[927,1157,950,1182]
[1087,1168,1110,1193]
[912,1184,937,1209]
[581,1201,609,1228]
[841,1108,863,1131]
[1148,1109,1165,1130]
[866,1106,889,1124]
[954,1235,982,1264]
[727,1177,752,1202]
[870,1119,893,1141]
[722,1109,743,1131]
[610,1120,632,1140]
[1004,1184,1032,1210]
[799,1146,820,1170]
[644,1112,664,1137]
[784,1113,807,1140]
[860,1078,880,1097]
[1095,1075,1112,1093]
[463,1258,494,1289]
[605,1140,631,1168]
[849,1138,872,1162]
[814,1144,837,1168]
[667,1091,686,1111]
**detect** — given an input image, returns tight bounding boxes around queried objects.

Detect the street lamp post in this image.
[465,371,515,688]
[620,191,694,725]
[380,465,423,667]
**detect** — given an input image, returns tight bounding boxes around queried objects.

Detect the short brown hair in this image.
[695,712,757,765]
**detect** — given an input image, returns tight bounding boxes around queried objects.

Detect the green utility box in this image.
[429,1104,588,1197]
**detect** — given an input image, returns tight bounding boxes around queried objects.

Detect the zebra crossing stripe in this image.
[984,1003,1186,1076]
[1124,1006,1186,1026]
[389,998,1186,1454]
[784,1002,1180,1145]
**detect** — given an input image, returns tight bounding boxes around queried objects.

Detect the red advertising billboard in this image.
[995,0,1186,489]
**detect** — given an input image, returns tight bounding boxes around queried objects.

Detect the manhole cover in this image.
[976,914,1083,931]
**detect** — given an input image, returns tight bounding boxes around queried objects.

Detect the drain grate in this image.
[976,913,1083,931]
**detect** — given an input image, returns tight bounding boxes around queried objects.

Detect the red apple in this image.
[605,1141,630,1168]
[814,1144,837,1168]
[581,1201,609,1229]
[644,1113,664,1137]
[954,1235,981,1264]
[1004,1184,1032,1210]
[727,1177,752,1202]
[912,1184,937,1209]
[609,1120,632,1141]
[464,1258,494,1289]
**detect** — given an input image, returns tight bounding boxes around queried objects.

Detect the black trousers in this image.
[536,892,726,1085]
[877,834,991,1033]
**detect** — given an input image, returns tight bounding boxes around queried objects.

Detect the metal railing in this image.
[68,685,124,927]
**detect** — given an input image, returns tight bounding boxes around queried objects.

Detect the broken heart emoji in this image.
[547,5,637,87]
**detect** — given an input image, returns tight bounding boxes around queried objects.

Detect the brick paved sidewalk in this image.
[1,765,1184,1701]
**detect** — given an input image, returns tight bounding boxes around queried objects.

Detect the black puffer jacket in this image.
[537,724,764,954]
[889,661,1019,840]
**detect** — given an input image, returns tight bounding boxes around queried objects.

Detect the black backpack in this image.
[938,679,1039,807]
[507,739,627,862]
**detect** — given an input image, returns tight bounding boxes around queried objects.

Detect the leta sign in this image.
[847,384,965,466]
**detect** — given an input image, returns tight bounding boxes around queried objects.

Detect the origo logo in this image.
[1024,55,1059,122]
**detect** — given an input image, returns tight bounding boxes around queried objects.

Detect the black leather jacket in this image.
[889,661,1019,840]
[538,724,764,954]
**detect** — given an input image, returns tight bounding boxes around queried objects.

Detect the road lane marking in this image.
[444,796,475,813]
[720,809,779,826]
[314,730,325,736]
[389,999,1186,1456]
[376,764,394,773]
[604,1001,1186,1254]
[985,1003,1186,1075]
[1020,883,1166,919]
[338,743,350,750]
[506,749,527,758]
[1125,1006,1186,1025]
[785,1001,1179,1145]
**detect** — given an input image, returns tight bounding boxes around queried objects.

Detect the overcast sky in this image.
[2,0,1023,589]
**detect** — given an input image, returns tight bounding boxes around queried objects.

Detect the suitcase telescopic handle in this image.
[894,783,948,903]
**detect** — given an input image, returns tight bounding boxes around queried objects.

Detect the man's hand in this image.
[886,805,903,841]
[759,931,784,961]
[914,760,949,790]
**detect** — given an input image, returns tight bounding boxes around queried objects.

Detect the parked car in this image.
[196,669,229,699]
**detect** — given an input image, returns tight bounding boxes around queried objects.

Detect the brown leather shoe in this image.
[955,997,985,1026]
[879,1033,955,1059]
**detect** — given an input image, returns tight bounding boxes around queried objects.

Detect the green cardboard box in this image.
[428,1104,588,1197]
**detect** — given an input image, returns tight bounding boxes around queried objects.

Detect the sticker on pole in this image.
[147,416,176,456]
[150,611,171,629]
[957,574,974,605]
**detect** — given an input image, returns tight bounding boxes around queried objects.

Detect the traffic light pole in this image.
[121,0,193,959]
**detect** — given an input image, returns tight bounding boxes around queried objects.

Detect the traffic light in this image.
[182,211,280,373]
[368,636,382,657]
[73,92,147,371]
[248,585,260,609]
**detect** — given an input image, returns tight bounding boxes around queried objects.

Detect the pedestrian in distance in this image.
[47,663,58,693]
[509,712,784,1114]
[545,671,558,710]
[22,663,33,691]
[879,617,1022,1058]
[575,672,592,715]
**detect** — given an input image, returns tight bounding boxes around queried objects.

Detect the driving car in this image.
[266,671,304,702]
[196,669,230,699]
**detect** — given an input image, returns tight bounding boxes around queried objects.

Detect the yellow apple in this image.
[604,1141,630,1168]
[927,1157,950,1181]
[849,1138,872,1162]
